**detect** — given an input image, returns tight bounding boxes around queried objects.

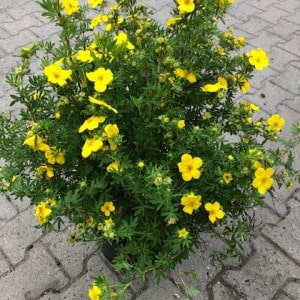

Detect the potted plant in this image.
[1,0,299,299]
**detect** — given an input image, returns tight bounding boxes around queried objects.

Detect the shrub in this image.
[1,0,299,298]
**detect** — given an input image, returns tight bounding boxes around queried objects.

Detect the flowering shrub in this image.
[1,0,299,298]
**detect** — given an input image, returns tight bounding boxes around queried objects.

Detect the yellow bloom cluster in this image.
[252,167,274,194]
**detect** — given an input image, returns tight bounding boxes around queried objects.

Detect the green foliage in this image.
[0,0,299,298]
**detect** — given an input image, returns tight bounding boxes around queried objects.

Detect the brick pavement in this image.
[0,0,299,299]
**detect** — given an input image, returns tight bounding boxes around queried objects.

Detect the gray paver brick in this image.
[222,236,300,300]
[42,228,99,279]
[0,208,42,265]
[234,16,273,36]
[269,46,299,72]
[170,232,229,300]
[0,194,18,221]
[137,278,181,300]
[0,242,68,300]
[212,281,235,300]
[251,79,295,114]
[247,0,281,11]
[0,30,39,54]
[282,280,300,299]
[228,2,262,22]
[261,199,300,263]
[270,65,300,96]
[39,253,122,300]
[277,34,300,58]
[266,19,300,41]
[256,5,292,25]
[0,250,10,277]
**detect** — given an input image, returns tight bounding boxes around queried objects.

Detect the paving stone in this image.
[277,35,300,58]
[170,232,228,300]
[10,196,32,212]
[249,67,279,91]
[0,208,42,265]
[266,19,299,41]
[282,95,300,113]
[256,6,292,25]
[29,23,60,41]
[212,281,235,300]
[39,253,124,300]
[282,279,300,299]
[1,14,44,36]
[0,249,10,277]
[234,16,273,36]
[246,29,285,52]
[137,278,181,300]
[269,46,299,72]
[270,65,300,96]
[251,79,295,114]
[0,194,18,221]
[0,242,68,300]
[152,5,173,26]
[0,29,38,55]
[276,0,300,14]
[261,199,300,263]
[222,236,300,299]
[247,0,281,11]
[228,2,262,22]
[42,228,99,279]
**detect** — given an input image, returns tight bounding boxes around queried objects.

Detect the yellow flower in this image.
[36,165,54,178]
[104,124,119,138]
[101,201,115,217]
[90,15,102,29]
[87,0,103,9]
[45,147,65,164]
[205,202,225,224]
[75,50,93,63]
[177,120,185,130]
[227,155,234,161]
[178,228,189,238]
[78,116,106,133]
[243,101,260,112]
[45,199,56,208]
[23,134,50,151]
[44,61,72,86]
[252,160,262,169]
[61,0,79,16]
[181,193,202,214]
[178,154,203,181]
[174,68,197,83]
[252,167,274,194]
[239,77,250,94]
[234,36,246,46]
[137,161,145,168]
[89,97,118,113]
[267,114,285,132]
[113,32,135,50]
[106,161,122,172]
[223,172,233,184]
[201,77,228,92]
[166,16,182,27]
[248,48,269,70]
[88,284,102,300]
[86,67,113,93]
[34,202,52,224]
[177,0,195,13]
[86,216,94,227]
[81,139,103,158]
[104,217,115,230]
